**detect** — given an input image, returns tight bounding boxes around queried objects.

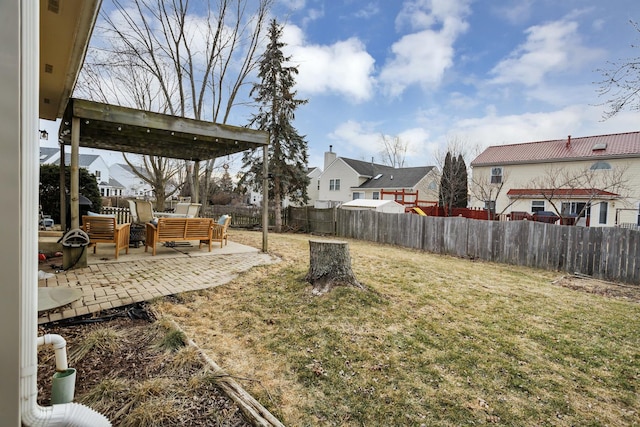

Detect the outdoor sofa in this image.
[145,217,214,256]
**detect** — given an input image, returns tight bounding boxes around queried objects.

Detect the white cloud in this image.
[489,19,604,87]
[355,3,381,19]
[379,0,471,96]
[278,0,306,10]
[492,0,534,25]
[328,120,381,155]
[283,25,376,102]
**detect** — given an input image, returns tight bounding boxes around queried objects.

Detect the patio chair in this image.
[127,199,139,223]
[135,200,155,223]
[186,203,201,217]
[82,215,130,260]
[173,202,190,216]
[210,215,231,248]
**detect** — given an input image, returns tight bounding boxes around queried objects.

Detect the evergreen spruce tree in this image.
[439,152,468,214]
[240,19,309,232]
[455,154,468,208]
[439,151,453,213]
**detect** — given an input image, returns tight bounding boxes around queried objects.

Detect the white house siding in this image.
[471,157,640,227]
[109,163,154,198]
[306,167,322,206]
[318,158,361,203]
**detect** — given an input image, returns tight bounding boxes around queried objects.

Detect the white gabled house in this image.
[109,163,155,199]
[316,146,439,207]
[40,148,125,197]
[249,166,322,207]
[470,131,640,227]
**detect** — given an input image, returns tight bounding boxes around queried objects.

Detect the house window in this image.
[490,167,503,184]
[352,192,363,200]
[590,161,611,170]
[561,202,589,218]
[531,200,545,213]
[599,202,608,225]
[330,179,340,191]
[484,200,496,212]
[372,191,379,200]
[638,205,640,226]
[95,171,101,180]
[317,180,320,190]
[100,188,105,196]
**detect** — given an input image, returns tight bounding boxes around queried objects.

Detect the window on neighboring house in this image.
[484,200,496,212]
[100,188,105,196]
[352,192,362,200]
[590,161,611,170]
[599,202,608,224]
[561,202,589,218]
[490,167,503,184]
[637,204,640,226]
[330,179,340,191]
[372,191,379,200]
[531,200,545,213]
[317,180,320,190]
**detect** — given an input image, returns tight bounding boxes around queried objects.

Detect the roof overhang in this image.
[40,0,102,120]
[507,188,620,200]
[59,98,269,161]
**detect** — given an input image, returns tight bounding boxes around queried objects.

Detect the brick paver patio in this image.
[37,241,278,324]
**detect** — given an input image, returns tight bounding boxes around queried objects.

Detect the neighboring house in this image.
[39,146,60,164]
[470,131,640,227]
[249,166,322,207]
[316,146,439,207]
[41,148,124,197]
[109,163,155,199]
[305,166,322,206]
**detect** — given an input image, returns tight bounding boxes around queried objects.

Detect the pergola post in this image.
[70,116,80,230]
[59,142,66,231]
[262,144,269,252]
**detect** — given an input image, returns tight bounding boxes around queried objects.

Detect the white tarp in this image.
[340,199,405,214]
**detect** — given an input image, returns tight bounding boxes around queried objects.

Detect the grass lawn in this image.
[154,230,640,426]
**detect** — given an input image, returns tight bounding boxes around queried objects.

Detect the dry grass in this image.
[153,229,640,426]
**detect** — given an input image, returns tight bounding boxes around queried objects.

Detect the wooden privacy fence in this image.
[336,209,640,285]
[288,206,336,234]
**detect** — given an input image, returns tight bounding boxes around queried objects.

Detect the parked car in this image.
[532,211,560,224]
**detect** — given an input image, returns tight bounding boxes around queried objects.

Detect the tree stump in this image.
[305,240,363,295]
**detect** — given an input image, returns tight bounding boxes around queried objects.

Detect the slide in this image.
[412,207,427,216]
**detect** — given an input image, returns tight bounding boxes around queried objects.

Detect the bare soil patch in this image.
[552,274,640,303]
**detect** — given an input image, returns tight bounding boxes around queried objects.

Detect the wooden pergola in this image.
[59,98,270,251]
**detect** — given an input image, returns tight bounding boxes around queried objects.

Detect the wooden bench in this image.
[145,218,214,256]
[82,215,130,260]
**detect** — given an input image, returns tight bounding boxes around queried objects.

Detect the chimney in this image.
[324,145,337,170]
[566,135,571,148]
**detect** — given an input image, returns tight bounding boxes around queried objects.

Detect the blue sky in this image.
[41,0,639,172]
[271,0,639,169]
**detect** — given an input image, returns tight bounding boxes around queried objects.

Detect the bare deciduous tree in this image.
[379,134,408,168]
[75,0,273,206]
[596,20,640,120]
[122,154,183,210]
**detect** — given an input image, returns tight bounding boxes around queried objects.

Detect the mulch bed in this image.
[37,304,251,426]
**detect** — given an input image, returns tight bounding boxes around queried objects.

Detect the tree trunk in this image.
[305,240,363,295]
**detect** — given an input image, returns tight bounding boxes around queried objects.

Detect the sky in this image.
[40,0,639,172]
